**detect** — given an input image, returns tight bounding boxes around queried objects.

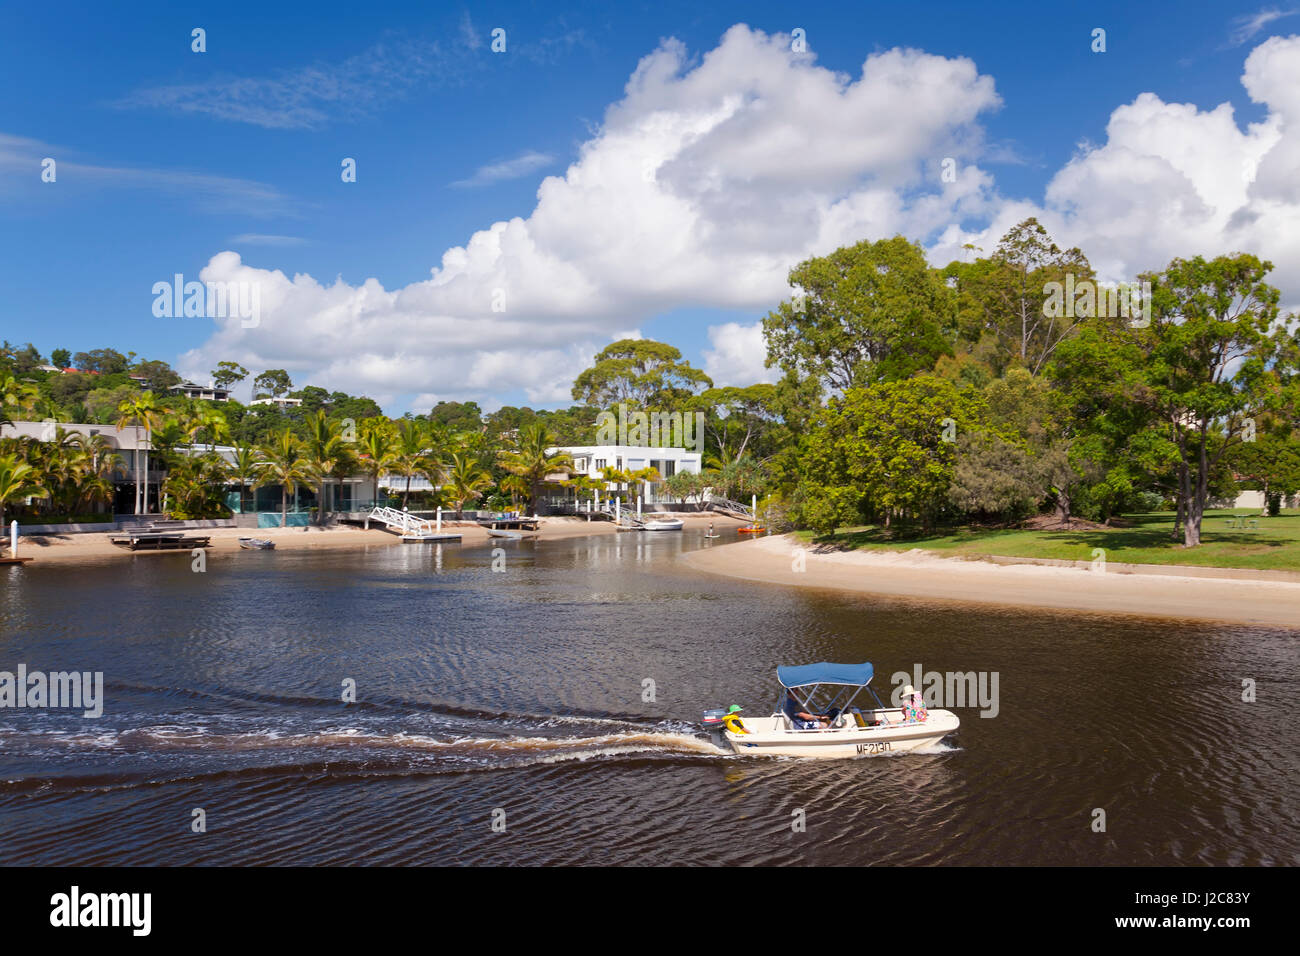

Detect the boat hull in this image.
[723,710,959,758]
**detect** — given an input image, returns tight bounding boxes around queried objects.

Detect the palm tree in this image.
[390,420,430,511]
[599,465,631,509]
[302,411,352,524]
[254,429,315,528]
[445,452,493,519]
[115,392,163,515]
[229,443,259,514]
[0,454,46,542]
[717,456,765,501]
[61,430,122,516]
[183,404,228,454]
[37,427,84,515]
[627,466,662,509]
[163,452,231,518]
[497,423,572,513]
[499,474,529,510]
[357,421,396,509]
[0,371,39,426]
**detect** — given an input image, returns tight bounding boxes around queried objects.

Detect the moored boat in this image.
[642,518,683,531]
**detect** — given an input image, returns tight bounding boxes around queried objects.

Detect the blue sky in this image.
[2,1,1296,413]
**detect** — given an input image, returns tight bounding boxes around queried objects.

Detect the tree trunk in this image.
[1182,453,1204,547]
[403,476,411,511]
[1183,500,1203,547]
[281,487,288,528]
[1054,489,1071,526]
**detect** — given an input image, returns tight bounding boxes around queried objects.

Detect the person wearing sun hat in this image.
[900,684,929,724]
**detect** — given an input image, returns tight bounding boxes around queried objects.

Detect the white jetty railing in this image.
[593,499,647,528]
[367,506,436,537]
[705,495,755,521]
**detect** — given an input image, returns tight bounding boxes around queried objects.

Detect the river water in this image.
[1,530,1296,865]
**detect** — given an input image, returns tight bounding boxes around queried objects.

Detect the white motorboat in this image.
[642,518,683,531]
[703,662,959,759]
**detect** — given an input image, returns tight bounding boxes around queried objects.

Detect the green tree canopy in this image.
[572,339,712,409]
[763,235,954,390]
[212,361,250,389]
[73,348,128,375]
[946,218,1095,376]
[253,369,293,398]
[1051,253,1297,546]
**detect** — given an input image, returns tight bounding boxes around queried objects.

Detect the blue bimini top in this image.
[777,662,874,688]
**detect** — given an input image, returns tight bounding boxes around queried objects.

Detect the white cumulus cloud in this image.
[181,26,1300,412]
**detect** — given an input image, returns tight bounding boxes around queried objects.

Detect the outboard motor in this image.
[701,705,743,747]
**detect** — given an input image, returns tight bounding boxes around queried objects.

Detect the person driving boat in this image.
[783,690,831,729]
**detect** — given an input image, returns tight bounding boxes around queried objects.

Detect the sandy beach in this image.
[683,533,1300,628]
[11,512,741,566]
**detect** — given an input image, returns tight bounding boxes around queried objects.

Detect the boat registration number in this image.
[856,741,892,754]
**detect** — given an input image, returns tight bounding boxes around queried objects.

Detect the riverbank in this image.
[11,512,742,566]
[683,533,1300,628]
[795,510,1300,572]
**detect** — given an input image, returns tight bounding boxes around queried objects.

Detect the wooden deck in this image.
[478,517,541,531]
[109,529,212,551]
[401,533,463,543]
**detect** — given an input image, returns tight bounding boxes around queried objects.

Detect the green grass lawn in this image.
[795,510,1300,572]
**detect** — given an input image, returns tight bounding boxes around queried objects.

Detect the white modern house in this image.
[1,420,155,513]
[548,444,703,507]
[169,380,231,402]
[248,396,303,408]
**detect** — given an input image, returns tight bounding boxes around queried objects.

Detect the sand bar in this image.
[683,534,1300,628]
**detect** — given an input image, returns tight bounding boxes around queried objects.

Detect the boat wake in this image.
[0,715,732,789]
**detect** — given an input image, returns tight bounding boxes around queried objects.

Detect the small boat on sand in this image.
[703,662,959,758]
[486,528,522,540]
[238,537,276,550]
[642,518,683,531]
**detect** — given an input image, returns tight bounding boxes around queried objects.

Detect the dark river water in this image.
[1,529,1296,866]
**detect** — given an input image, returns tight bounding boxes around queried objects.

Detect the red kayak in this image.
[737,526,765,534]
